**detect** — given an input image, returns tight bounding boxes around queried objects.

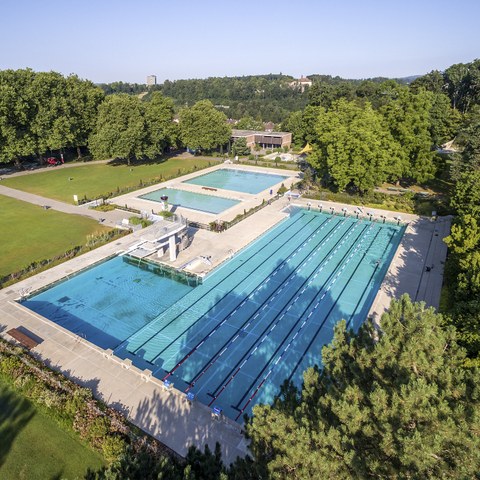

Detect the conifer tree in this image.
[245,295,480,479]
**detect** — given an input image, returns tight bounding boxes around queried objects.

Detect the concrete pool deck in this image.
[0,189,451,464]
[110,163,299,224]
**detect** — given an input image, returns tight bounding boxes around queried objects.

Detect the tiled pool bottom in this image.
[138,187,240,214]
[182,168,289,194]
[21,256,194,349]
[21,209,405,421]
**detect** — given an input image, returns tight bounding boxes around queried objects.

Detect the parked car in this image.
[46,157,61,166]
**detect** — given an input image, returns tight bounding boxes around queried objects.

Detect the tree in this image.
[235,116,264,131]
[449,169,480,216]
[179,100,231,153]
[444,62,470,112]
[143,91,177,156]
[86,443,227,480]
[444,214,480,300]
[0,69,104,165]
[301,105,323,146]
[381,88,436,183]
[29,71,72,155]
[245,295,480,479]
[88,94,147,165]
[0,69,37,166]
[231,137,251,157]
[410,70,445,95]
[443,213,480,364]
[459,111,480,170]
[65,75,105,158]
[309,99,401,193]
[428,92,462,147]
[281,111,303,146]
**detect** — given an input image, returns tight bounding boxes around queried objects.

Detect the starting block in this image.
[163,379,174,391]
[212,406,223,419]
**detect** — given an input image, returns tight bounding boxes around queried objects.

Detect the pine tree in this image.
[244,295,480,479]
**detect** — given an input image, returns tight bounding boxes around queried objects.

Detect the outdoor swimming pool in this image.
[182,168,290,194]
[22,209,405,421]
[21,256,194,349]
[138,187,240,214]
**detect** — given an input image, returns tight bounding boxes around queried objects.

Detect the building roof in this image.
[298,76,311,83]
[232,129,291,137]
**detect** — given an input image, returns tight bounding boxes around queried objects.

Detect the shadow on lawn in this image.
[0,384,35,467]
[107,157,169,167]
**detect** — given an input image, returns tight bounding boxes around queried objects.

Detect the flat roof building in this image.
[231,129,292,150]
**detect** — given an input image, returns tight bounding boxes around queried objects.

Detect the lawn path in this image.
[0,185,127,227]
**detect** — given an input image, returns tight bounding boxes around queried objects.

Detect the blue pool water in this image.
[21,256,193,349]
[22,209,404,421]
[182,169,289,194]
[139,187,240,214]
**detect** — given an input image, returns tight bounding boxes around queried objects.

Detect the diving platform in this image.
[124,215,188,261]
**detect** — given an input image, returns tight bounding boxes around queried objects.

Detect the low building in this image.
[231,129,292,150]
[264,121,275,132]
[289,76,312,92]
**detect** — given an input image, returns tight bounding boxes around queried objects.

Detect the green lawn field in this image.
[0,381,104,479]
[0,195,110,278]
[1,157,217,204]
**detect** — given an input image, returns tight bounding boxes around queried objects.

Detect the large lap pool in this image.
[138,187,240,214]
[22,209,405,421]
[182,168,289,194]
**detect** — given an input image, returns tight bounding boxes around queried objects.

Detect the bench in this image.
[202,187,217,192]
[7,328,40,350]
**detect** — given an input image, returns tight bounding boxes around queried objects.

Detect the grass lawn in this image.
[0,381,104,479]
[0,195,110,278]
[1,157,217,204]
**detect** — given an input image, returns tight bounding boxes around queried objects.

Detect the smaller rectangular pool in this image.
[138,188,240,214]
[183,169,289,194]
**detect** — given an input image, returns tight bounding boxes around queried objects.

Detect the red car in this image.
[46,157,61,166]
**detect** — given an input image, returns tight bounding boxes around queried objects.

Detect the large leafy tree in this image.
[0,69,37,165]
[444,211,480,365]
[381,88,436,183]
[88,94,147,165]
[0,69,103,165]
[444,214,480,301]
[459,111,480,170]
[65,75,105,158]
[449,169,480,217]
[444,62,470,112]
[309,99,401,193]
[245,295,480,479]
[428,92,462,147]
[281,111,303,146]
[235,116,264,131]
[143,91,177,156]
[410,70,445,95]
[29,71,73,154]
[179,100,231,152]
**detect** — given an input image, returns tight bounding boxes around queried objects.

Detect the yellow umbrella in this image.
[299,143,313,154]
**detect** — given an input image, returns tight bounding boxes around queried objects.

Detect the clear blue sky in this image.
[1,0,478,84]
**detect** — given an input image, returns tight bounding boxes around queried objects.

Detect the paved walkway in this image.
[0,158,112,178]
[0,184,130,228]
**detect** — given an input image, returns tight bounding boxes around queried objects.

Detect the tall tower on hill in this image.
[146,75,157,86]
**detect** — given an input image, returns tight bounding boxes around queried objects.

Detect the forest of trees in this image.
[0,69,105,165]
